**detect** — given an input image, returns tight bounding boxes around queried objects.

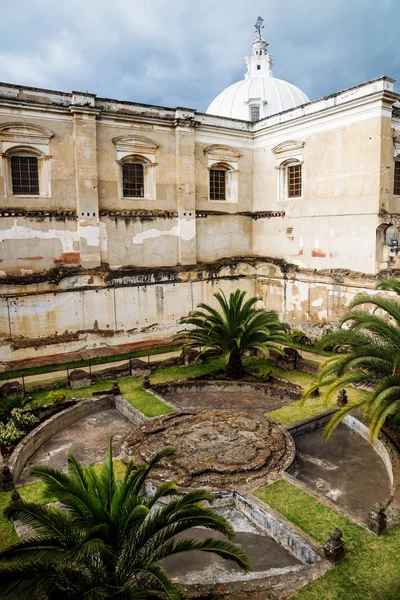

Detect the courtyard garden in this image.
[1,284,400,598]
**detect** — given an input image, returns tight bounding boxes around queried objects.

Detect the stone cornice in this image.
[0,208,77,219]
[195,210,285,220]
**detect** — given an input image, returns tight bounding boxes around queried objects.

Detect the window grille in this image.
[287,164,302,198]
[250,106,260,122]
[394,160,400,196]
[210,168,226,201]
[122,162,144,197]
[11,156,39,195]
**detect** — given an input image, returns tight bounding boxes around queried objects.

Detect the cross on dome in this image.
[206,19,310,122]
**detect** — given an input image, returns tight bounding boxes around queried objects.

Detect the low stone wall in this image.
[343,414,400,506]
[234,492,320,564]
[286,409,338,439]
[114,396,147,426]
[177,490,331,599]
[8,396,114,484]
[152,379,301,404]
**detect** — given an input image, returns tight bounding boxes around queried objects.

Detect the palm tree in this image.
[0,441,249,600]
[177,289,289,378]
[303,278,400,442]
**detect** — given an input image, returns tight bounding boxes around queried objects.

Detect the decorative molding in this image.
[112,135,159,154]
[203,144,242,160]
[0,122,54,143]
[272,140,305,154]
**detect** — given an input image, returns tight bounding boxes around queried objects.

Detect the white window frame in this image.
[272,140,305,202]
[119,154,154,200]
[113,135,158,201]
[208,162,232,202]
[204,145,241,204]
[0,123,53,198]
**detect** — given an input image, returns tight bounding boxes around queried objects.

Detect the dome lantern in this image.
[206,18,309,122]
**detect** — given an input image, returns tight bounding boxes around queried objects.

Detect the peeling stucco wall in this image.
[0,79,399,360]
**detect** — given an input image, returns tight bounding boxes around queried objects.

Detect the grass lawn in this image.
[25,359,225,417]
[242,358,368,426]
[255,480,400,600]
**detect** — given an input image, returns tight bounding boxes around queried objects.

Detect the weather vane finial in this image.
[254,16,264,36]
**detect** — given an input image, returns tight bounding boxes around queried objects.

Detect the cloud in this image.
[0,0,399,111]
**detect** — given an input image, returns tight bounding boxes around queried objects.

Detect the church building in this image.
[0,26,399,363]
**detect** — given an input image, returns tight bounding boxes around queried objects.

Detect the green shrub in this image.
[46,390,67,405]
[10,408,39,430]
[258,364,274,382]
[0,421,23,446]
[290,328,311,345]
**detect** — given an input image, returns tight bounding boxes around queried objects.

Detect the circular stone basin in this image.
[123,410,294,490]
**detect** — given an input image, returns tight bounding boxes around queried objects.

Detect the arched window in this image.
[0,123,53,197]
[121,156,149,198]
[272,140,305,203]
[113,135,158,201]
[2,146,50,197]
[204,146,241,204]
[210,165,228,201]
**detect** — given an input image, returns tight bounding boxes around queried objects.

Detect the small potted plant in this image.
[0,421,23,457]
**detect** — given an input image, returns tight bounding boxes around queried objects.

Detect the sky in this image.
[0,0,399,113]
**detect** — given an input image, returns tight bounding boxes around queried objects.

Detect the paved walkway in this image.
[6,350,181,387]
[5,345,324,388]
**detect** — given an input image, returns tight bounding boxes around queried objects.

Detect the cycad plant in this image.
[177,289,289,378]
[0,441,249,599]
[303,278,400,442]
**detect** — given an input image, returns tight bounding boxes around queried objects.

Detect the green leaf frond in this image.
[152,536,250,571]
[377,278,400,296]
[323,399,367,440]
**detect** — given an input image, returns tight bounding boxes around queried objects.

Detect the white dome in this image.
[206,34,310,121]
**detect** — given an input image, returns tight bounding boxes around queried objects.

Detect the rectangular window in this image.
[394,161,400,196]
[250,106,260,122]
[11,156,39,195]
[210,168,226,201]
[287,164,302,198]
[122,162,144,197]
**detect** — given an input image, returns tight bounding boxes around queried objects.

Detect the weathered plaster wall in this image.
[0,215,79,274]
[196,215,252,262]
[252,114,383,273]
[0,258,391,363]
[100,216,181,267]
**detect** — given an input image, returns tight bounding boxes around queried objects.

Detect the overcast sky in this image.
[0,0,399,112]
